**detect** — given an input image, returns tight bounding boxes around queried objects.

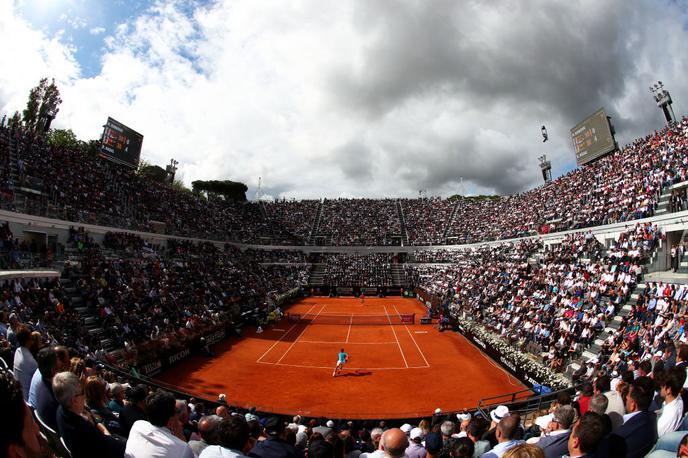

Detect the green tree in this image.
[191,180,248,201]
[138,164,168,183]
[7,111,21,131]
[47,128,79,150]
[170,178,191,193]
[22,78,62,137]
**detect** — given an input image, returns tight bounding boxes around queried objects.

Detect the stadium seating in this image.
[2,117,688,458]
[1,118,687,246]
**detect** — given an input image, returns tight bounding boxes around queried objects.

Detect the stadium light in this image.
[538,154,552,184]
[650,81,677,125]
[165,158,179,183]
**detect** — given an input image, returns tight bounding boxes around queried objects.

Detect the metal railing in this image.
[476,382,584,421]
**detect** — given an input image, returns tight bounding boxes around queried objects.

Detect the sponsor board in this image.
[167,348,191,365]
[140,359,162,377]
[205,329,226,346]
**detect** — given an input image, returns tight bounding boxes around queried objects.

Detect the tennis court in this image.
[157,297,525,419]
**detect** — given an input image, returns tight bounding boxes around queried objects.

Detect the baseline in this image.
[298,340,399,345]
[257,361,416,370]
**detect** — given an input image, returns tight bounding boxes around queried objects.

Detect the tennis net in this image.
[286,312,415,325]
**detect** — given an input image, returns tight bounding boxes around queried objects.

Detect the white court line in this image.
[298,340,399,345]
[394,305,430,368]
[257,361,422,370]
[345,314,353,343]
[276,304,326,364]
[384,305,408,368]
[256,304,317,363]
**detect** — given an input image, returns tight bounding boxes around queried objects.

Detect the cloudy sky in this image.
[1,0,686,200]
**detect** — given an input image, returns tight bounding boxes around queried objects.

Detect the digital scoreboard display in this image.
[570,108,616,166]
[100,117,143,168]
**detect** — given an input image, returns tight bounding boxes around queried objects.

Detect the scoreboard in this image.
[570,108,616,166]
[100,117,143,168]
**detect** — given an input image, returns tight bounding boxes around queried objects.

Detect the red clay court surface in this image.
[158,297,525,419]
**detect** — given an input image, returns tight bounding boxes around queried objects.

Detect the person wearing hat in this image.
[250,416,300,458]
[456,413,471,438]
[405,427,426,458]
[482,405,510,448]
[400,424,412,436]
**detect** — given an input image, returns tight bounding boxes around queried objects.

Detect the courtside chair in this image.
[32,408,72,458]
[59,436,72,458]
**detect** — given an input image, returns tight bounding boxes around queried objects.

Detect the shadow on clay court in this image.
[337,370,372,377]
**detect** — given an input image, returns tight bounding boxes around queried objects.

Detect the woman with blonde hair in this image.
[502,443,545,458]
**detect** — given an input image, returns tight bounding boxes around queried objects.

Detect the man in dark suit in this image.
[536,405,576,458]
[250,416,301,458]
[119,384,148,437]
[612,376,658,458]
[567,412,606,458]
[53,371,125,458]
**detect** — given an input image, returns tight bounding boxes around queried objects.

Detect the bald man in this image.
[216,405,230,418]
[361,428,409,458]
[189,415,222,456]
[381,428,409,458]
[481,415,524,458]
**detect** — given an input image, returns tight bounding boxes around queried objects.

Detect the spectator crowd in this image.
[1,118,687,247]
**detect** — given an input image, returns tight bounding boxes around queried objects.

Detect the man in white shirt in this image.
[12,325,37,401]
[125,390,194,458]
[657,367,686,436]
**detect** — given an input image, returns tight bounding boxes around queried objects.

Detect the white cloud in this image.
[1,0,687,199]
[0,1,80,117]
[89,26,106,35]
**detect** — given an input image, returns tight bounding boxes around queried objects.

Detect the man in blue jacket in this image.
[612,376,658,458]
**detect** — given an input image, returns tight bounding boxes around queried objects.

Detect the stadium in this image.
[2,1,688,458]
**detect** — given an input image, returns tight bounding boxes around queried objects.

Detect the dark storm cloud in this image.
[324,0,682,195]
[383,137,535,195]
[332,139,375,181]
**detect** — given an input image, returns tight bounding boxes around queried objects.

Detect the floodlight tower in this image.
[539,155,552,184]
[253,176,264,201]
[650,81,677,125]
[165,159,179,184]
